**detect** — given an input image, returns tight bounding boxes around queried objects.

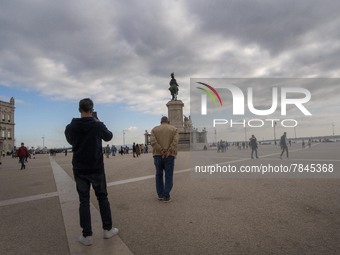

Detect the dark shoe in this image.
[163,197,171,203]
[158,195,164,201]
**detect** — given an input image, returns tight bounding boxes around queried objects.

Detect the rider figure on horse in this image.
[169,72,179,100]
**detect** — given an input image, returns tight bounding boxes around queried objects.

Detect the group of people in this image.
[103,143,149,158]
[217,140,229,152]
[132,142,141,157]
[217,140,254,152]
[247,132,290,160]
[214,132,289,160]
[118,145,129,155]
[301,139,312,148]
[132,143,149,157]
[65,98,178,246]
[104,144,117,158]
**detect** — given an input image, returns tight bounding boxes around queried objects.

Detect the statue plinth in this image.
[164,99,208,151]
[166,100,184,132]
[166,99,190,150]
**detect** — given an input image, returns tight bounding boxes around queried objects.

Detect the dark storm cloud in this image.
[0,0,340,116]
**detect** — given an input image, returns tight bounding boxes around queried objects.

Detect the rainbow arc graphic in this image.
[196,82,223,115]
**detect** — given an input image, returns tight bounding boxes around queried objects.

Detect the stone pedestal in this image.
[165,99,208,151]
[166,100,184,132]
[166,100,189,150]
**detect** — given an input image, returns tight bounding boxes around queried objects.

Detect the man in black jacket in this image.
[65,98,118,246]
[280,132,289,159]
[249,134,258,159]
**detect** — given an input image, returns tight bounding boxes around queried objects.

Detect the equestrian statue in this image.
[169,72,179,100]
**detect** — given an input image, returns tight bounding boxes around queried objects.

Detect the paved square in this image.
[0,142,339,254]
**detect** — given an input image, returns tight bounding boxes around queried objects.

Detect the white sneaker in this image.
[79,235,93,246]
[103,228,119,239]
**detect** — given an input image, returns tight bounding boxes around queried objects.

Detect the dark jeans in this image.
[280,145,289,158]
[73,171,112,237]
[154,156,175,198]
[19,157,26,169]
[251,147,258,158]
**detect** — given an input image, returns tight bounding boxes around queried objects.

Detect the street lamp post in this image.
[244,126,247,143]
[332,123,335,137]
[123,130,127,146]
[273,121,277,145]
[42,136,45,148]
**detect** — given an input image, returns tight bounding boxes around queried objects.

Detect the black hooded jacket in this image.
[65,117,112,174]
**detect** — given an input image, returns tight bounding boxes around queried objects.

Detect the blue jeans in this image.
[154,156,175,198]
[73,171,112,237]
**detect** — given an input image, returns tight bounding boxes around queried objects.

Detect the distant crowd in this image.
[103,143,149,158]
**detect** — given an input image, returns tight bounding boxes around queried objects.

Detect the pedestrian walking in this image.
[249,134,258,159]
[105,144,110,158]
[65,98,118,246]
[17,142,30,170]
[136,144,141,157]
[111,145,116,156]
[151,116,179,202]
[280,132,289,159]
[132,142,136,158]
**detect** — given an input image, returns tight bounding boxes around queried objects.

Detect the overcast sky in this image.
[0,0,339,147]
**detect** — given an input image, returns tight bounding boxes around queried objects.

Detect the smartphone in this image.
[92,111,98,119]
